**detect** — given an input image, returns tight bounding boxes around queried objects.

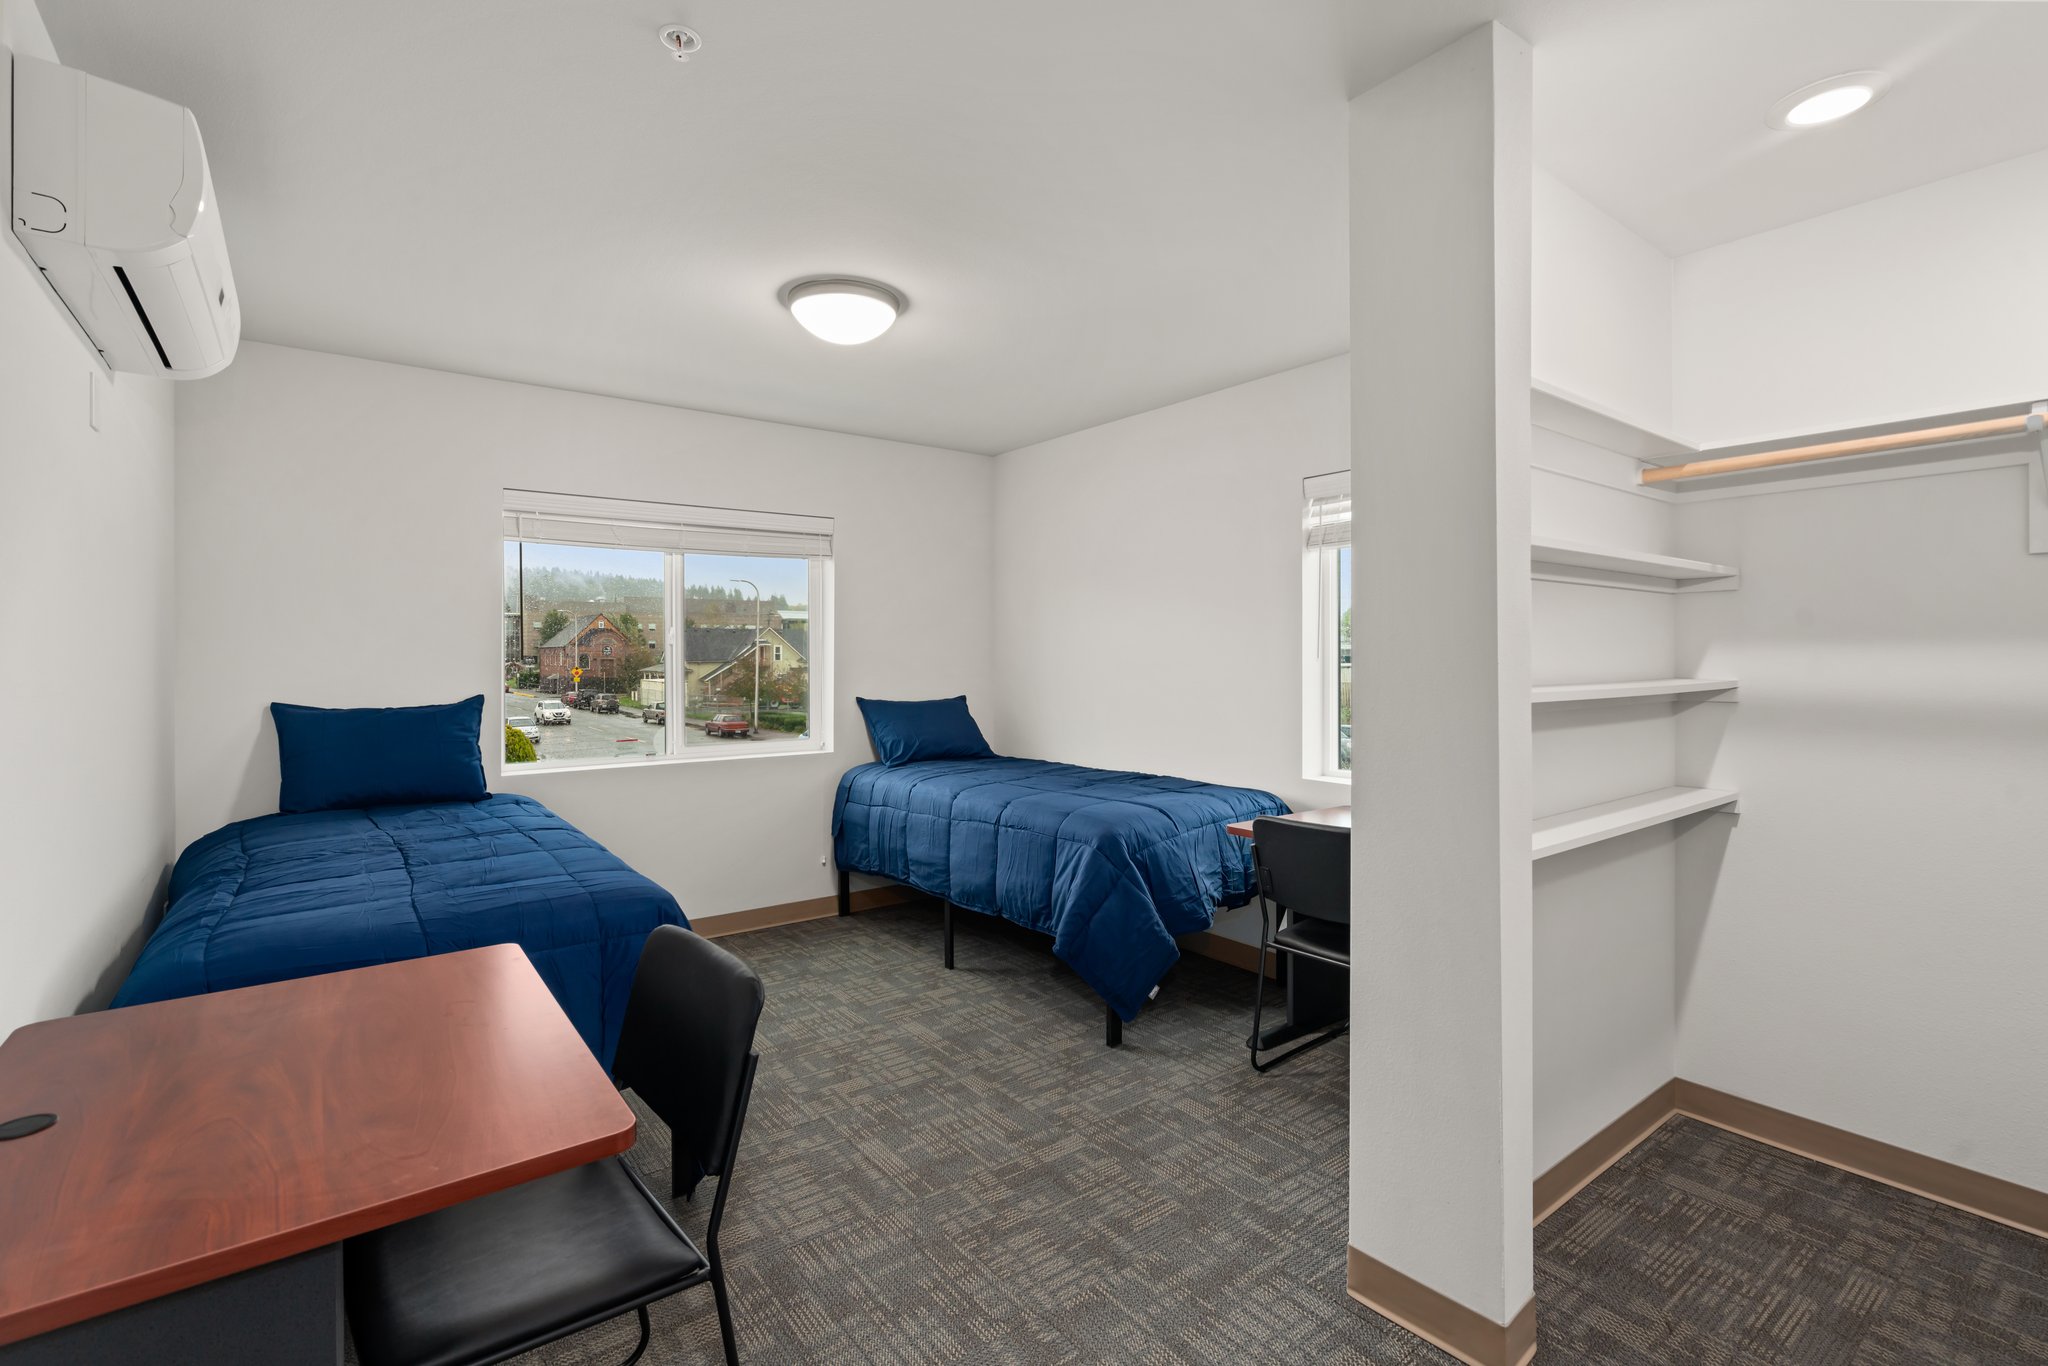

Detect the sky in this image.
[503,542,809,604]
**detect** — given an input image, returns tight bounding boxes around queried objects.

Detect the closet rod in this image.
[1642,408,2043,485]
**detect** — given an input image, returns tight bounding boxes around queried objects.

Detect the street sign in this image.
[571,667,583,681]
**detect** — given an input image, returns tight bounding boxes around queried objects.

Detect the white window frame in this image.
[1301,471,1350,784]
[503,491,835,772]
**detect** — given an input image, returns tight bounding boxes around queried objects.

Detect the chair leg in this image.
[943,900,955,969]
[711,1258,740,1366]
[1258,1018,1350,1073]
[1249,902,1272,1070]
[1105,1004,1122,1048]
[619,1305,651,1366]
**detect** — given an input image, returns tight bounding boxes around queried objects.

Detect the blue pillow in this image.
[271,696,489,813]
[856,696,995,767]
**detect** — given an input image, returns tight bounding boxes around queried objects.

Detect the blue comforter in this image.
[833,758,1288,1020]
[114,794,685,1067]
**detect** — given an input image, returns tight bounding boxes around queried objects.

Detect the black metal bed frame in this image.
[838,868,1127,1047]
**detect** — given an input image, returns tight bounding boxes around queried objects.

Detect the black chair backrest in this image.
[1251,817,1351,925]
[611,926,765,1196]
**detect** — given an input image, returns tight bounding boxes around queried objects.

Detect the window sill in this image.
[501,743,834,778]
[1304,770,1352,786]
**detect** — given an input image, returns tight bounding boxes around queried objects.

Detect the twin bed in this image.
[114,794,684,1067]
[113,695,1283,1055]
[829,696,1288,1045]
[833,756,1285,1042]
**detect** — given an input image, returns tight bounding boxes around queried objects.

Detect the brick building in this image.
[537,614,632,693]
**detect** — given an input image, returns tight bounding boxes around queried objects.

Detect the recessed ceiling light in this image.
[1769,72,1890,131]
[780,278,906,345]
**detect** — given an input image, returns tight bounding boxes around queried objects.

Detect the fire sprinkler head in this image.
[658,26,703,62]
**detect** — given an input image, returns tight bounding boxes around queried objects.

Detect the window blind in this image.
[503,490,834,559]
[1302,470,1351,550]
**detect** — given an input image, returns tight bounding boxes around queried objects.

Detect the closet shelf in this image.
[1532,678,1737,705]
[1530,537,1738,587]
[1532,786,1739,860]
[1530,380,1698,463]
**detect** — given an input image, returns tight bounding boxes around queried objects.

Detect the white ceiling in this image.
[38,1,2048,454]
[1534,1,2048,257]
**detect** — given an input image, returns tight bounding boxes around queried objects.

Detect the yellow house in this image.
[694,625,808,702]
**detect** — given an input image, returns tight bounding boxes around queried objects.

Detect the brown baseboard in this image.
[1533,1080,1678,1224]
[1179,929,1277,978]
[693,886,912,939]
[1528,1076,2048,1242]
[1346,1246,1536,1366]
[702,894,1279,982]
[1675,1079,2048,1241]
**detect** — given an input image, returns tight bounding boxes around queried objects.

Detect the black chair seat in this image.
[345,1158,705,1366]
[1273,914,1349,963]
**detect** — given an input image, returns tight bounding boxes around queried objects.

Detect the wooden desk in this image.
[0,945,635,1361]
[1226,805,1351,840]
[1227,806,1354,1054]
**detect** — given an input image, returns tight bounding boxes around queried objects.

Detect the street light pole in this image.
[732,578,760,737]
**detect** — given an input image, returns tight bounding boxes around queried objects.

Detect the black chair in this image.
[1248,816,1351,1073]
[344,926,766,1366]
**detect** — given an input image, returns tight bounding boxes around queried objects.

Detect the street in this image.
[505,693,777,764]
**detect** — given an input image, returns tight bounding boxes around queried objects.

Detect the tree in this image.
[537,608,571,644]
[709,650,762,706]
[763,663,808,710]
[710,654,807,717]
[621,642,659,694]
[616,611,640,641]
[504,725,537,764]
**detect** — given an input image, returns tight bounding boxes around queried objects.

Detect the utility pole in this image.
[732,578,760,737]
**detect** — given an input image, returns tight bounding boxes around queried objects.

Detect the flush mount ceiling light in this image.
[1769,71,1890,130]
[779,277,906,345]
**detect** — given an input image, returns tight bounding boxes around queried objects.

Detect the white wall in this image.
[0,0,179,1038]
[173,342,995,923]
[1674,465,2048,1191]
[990,356,1350,942]
[1675,147,2048,447]
[1532,168,1674,434]
[1668,147,2048,1191]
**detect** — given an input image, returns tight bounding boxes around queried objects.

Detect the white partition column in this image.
[1346,23,1536,1366]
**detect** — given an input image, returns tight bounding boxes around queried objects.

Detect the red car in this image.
[704,712,752,738]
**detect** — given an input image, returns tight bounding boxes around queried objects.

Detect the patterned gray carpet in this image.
[355,903,2048,1364]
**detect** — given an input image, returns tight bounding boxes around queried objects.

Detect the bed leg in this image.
[943,901,955,969]
[1105,1006,1122,1049]
[837,867,850,917]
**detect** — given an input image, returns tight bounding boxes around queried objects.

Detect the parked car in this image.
[704,712,752,738]
[590,693,620,714]
[642,702,666,726]
[536,700,573,725]
[561,691,581,709]
[507,717,543,746]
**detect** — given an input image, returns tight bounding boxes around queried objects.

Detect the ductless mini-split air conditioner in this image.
[10,54,241,378]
